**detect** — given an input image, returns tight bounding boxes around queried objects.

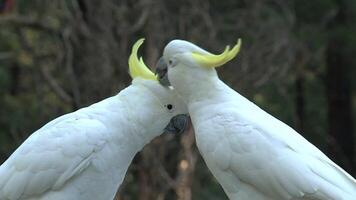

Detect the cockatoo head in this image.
[128,39,189,137]
[155,39,241,94]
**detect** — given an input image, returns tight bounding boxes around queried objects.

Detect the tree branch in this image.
[40,66,73,104]
[0,52,13,60]
[0,14,58,34]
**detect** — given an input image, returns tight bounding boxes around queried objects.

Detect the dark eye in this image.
[166,104,173,110]
[168,60,173,65]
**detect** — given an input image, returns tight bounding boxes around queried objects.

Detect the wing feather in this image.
[0,116,108,200]
[200,106,355,199]
[227,114,356,199]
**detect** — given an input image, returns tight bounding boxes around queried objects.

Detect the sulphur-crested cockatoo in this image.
[0,39,189,200]
[155,39,356,200]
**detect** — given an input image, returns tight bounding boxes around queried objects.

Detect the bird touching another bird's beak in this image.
[164,114,190,134]
[155,57,190,134]
[155,57,171,87]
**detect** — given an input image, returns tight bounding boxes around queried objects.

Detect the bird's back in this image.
[191,83,356,200]
[0,96,135,200]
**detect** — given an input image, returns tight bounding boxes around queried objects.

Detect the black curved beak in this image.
[164,114,190,134]
[155,57,171,86]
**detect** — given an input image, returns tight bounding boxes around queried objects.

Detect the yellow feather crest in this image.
[128,38,157,80]
[191,38,241,68]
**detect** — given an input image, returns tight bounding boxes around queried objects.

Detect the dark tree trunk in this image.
[295,72,305,134]
[326,1,354,173]
[326,39,354,173]
[9,64,20,95]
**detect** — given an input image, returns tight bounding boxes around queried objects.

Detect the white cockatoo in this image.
[155,39,356,200]
[0,39,189,200]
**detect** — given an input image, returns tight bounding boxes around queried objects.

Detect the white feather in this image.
[0,78,187,200]
[163,39,356,200]
[193,83,356,200]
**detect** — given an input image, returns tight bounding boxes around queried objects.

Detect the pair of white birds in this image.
[0,38,355,200]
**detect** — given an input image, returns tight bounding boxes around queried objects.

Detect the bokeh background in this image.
[0,0,355,199]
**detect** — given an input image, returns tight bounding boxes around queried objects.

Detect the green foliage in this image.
[0,67,10,93]
[295,0,336,24]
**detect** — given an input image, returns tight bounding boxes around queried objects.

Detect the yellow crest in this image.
[191,38,241,68]
[128,38,157,80]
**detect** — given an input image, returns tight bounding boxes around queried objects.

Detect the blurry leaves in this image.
[295,0,336,24]
[0,66,10,92]
[17,51,32,66]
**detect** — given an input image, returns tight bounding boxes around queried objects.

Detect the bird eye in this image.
[168,59,177,68]
[166,104,174,111]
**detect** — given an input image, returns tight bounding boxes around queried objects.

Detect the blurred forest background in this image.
[0,0,355,199]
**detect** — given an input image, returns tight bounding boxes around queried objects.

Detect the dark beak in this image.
[164,114,190,134]
[155,57,171,86]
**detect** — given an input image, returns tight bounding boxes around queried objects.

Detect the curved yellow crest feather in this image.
[191,38,241,68]
[128,38,157,80]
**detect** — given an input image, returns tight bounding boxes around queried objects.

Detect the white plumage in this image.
[160,39,356,200]
[0,39,187,200]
